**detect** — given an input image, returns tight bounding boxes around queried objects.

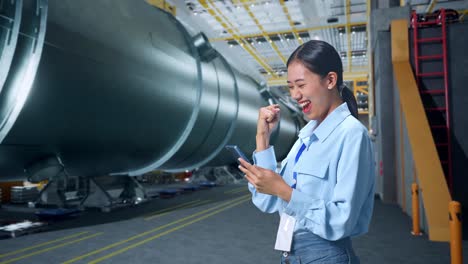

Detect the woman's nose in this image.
[290,88,301,100]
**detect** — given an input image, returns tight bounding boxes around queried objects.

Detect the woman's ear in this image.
[326,72,338,90]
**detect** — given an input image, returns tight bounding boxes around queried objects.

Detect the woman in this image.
[238,40,375,264]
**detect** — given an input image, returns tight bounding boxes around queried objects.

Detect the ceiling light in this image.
[230,44,233,48]
[251,4,255,7]
[269,40,272,43]
[352,31,356,34]
[339,32,343,36]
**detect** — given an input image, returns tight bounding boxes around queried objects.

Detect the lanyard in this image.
[291,143,306,189]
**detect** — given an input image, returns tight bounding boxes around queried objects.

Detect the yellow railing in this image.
[391,19,451,241]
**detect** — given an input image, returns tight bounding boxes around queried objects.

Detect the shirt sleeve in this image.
[283,130,375,241]
[248,146,282,213]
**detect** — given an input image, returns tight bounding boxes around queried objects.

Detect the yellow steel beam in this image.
[353,78,369,115]
[279,0,303,45]
[344,71,369,79]
[209,22,367,42]
[199,0,276,76]
[267,71,369,86]
[391,19,450,242]
[459,9,467,21]
[426,0,438,13]
[346,0,352,72]
[400,0,405,6]
[355,86,368,95]
[263,56,286,62]
[240,0,287,64]
[146,0,176,16]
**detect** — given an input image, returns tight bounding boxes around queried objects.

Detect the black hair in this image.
[286,40,358,119]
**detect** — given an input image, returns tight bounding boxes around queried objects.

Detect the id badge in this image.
[274,213,296,252]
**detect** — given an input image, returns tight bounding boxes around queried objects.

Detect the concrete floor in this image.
[0,183,466,264]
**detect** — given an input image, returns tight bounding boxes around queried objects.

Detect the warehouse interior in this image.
[0,0,467,263]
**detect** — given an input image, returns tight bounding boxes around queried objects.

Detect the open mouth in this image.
[299,100,312,113]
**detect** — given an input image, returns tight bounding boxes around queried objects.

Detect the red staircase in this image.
[411,9,452,193]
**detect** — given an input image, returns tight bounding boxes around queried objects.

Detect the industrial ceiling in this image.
[168,0,465,88]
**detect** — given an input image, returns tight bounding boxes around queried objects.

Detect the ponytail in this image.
[339,84,358,119]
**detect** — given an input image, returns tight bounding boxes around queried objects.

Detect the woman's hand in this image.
[257,104,280,136]
[238,158,292,202]
[256,105,280,151]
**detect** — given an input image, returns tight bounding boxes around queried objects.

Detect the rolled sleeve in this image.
[252,146,277,171]
[247,146,281,214]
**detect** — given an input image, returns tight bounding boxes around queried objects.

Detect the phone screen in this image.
[225,145,250,164]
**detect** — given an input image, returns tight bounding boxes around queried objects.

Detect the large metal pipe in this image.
[0,0,300,181]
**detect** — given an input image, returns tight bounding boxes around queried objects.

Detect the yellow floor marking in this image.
[142,199,202,219]
[144,200,212,220]
[0,231,89,258]
[229,188,249,194]
[62,194,249,264]
[88,197,250,264]
[223,186,247,194]
[0,233,102,264]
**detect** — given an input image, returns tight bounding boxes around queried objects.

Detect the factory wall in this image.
[373,4,468,237]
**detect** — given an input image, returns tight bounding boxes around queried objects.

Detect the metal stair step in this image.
[416,21,440,26]
[420,89,445,95]
[417,54,443,60]
[425,107,447,112]
[417,37,443,43]
[417,72,444,77]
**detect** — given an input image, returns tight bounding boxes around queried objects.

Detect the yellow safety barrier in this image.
[449,201,463,264]
[411,183,422,236]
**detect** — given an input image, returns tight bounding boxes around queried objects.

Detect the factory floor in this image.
[0,183,467,264]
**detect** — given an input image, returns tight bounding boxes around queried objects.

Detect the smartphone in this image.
[225,145,250,164]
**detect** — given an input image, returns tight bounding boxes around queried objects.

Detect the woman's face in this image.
[287,61,337,122]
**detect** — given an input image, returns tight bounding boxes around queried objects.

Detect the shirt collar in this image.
[298,103,351,145]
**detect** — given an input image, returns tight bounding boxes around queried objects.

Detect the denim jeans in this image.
[280,233,360,264]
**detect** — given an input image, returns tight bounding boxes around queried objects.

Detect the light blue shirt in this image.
[249,103,375,241]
